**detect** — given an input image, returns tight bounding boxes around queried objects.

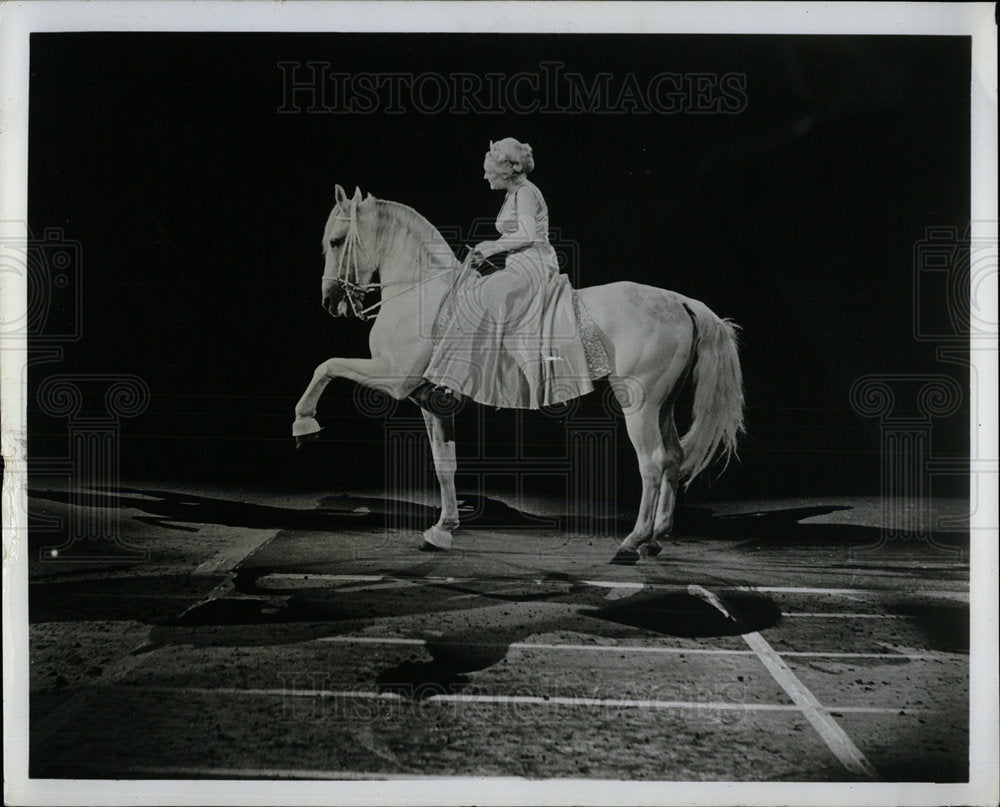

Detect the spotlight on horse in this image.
[293,184,745,559]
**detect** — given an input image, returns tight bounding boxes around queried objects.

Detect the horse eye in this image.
[329,237,344,248]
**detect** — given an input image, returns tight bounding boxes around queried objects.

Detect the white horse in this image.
[293,185,744,563]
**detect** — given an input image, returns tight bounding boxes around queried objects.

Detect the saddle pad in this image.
[573,291,613,380]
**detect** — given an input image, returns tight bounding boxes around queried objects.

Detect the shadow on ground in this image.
[155,577,784,698]
[28,486,968,551]
[29,486,969,696]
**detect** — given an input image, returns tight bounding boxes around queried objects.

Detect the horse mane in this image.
[375,200,461,272]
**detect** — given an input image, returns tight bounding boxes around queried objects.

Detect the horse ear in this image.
[335,184,347,204]
[352,186,363,202]
[365,193,375,203]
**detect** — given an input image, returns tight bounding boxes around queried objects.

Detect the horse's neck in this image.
[375,201,459,285]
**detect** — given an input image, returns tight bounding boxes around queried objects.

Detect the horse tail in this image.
[678,300,745,486]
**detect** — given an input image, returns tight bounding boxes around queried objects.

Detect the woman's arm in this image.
[475,185,539,260]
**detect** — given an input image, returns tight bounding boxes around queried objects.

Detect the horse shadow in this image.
[28,485,968,695]
[29,486,964,549]
[672,503,967,554]
[370,583,784,698]
[145,566,785,697]
[149,564,967,698]
[27,486,558,537]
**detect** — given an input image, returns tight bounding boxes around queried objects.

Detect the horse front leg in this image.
[418,407,459,551]
[292,356,415,445]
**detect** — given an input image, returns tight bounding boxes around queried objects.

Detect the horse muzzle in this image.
[322,280,349,317]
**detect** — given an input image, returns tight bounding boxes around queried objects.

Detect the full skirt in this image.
[423,245,596,409]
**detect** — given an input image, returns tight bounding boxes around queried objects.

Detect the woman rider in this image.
[422,138,596,409]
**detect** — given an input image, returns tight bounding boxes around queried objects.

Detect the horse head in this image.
[321,184,379,317]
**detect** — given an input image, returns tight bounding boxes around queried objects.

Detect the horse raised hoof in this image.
[294,431,322,448]
[420,524,454,551]
[610,547,640,566]
[292,417,323,448]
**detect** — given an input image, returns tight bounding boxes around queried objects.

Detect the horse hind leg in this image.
[611,402,666,565]
[645,406,683,557]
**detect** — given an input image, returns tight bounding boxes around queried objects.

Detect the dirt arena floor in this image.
[25,481,969,782]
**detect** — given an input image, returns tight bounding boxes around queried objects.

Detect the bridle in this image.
[322,201,384,320]
[322,199,463,321]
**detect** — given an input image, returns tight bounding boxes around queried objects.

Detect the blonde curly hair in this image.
[486,137,535,179]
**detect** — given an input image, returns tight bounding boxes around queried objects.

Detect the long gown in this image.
[423,179,599,409]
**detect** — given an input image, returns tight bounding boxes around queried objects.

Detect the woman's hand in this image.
[471,241,499,268]
[474,240,498,258]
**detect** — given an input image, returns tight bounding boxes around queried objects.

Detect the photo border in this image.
[2,2,996,805]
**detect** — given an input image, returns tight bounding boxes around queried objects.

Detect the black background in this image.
[27,33,970,501]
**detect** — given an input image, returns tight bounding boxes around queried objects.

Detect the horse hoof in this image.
[292,417,323,443]
[295,431,321,449]
[421,525,454,551]
[639,542,663,558]
[610,548,640,566]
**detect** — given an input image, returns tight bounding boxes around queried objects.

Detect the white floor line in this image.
[253,573,967,600]
[780,612,917,619]
[334,580,417,593]
[138,685,921,715]
[51,764,509,781]
[260,573,383,584]
[181,530,286,628]
[314,635,945,660]
[33,592,223,600]
[755,586,967,599]
[193,529,282,576]
[740,631,880,778]
[687,585,880,780]
[780,651,943,659]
